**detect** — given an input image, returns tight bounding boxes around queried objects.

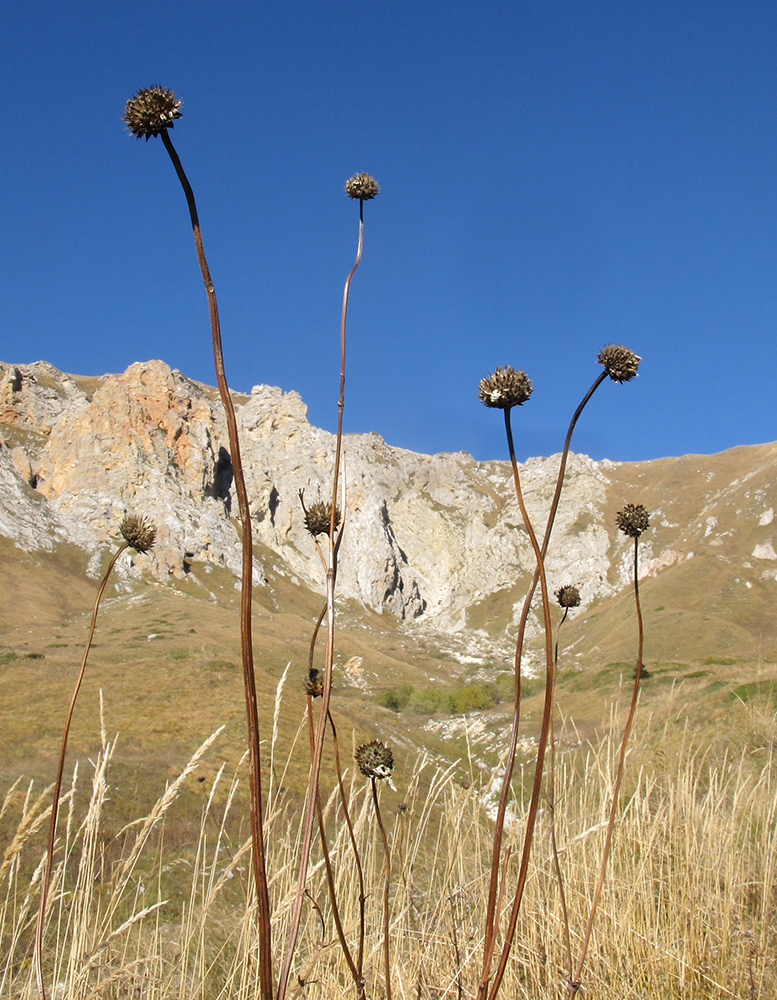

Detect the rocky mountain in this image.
[2,358,777,668]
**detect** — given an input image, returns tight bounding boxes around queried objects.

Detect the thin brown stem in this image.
[568,535,644,992]
[371,777,392,1000]
[277,199,365,1000]
[482,408,555,1000]
[549,608,573,981]
[478,372,606,998]
[328,711,367,988]
[34,541,128,1000]
[159,129,272,1000]
[305,702,363,1000]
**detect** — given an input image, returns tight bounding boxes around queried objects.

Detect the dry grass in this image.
[2,687,775,1000]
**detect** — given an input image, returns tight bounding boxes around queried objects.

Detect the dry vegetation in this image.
[2,693,775,1000]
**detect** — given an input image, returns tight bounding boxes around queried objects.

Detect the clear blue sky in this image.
[2,0,776,463]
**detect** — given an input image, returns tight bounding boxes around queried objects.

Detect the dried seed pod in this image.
[556,585,581,609]
[119,514,156,553]
[616,503,650,538]
[123,86,182,140]
[304,501,341,537]
[477,365,533,409]
[597,344,641,383]
[355,740,394,782]
[344,172,379,200]
[305,668,324,698]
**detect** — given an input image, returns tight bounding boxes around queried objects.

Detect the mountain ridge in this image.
[2,358,776,669]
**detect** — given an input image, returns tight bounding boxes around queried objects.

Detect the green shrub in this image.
[376,683,413,712]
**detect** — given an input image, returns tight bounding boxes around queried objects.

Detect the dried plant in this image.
[34,516,155,1000]
[277,174,379,1000]
[477,347,641,1000]
[357,741,395,1000]
[124,86,272,1000]
[567,504,650,993]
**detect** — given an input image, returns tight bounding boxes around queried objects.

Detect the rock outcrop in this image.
[4,359,772,652]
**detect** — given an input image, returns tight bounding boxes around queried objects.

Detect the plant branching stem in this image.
[568,534,644,992]
[478,372,606,1000]
[328,711,367,988]
[160,129,273,1000]
[305,703,364,1000]
[481,408,555,1000]
[277,201,364,1000]
[34,541,128,1000]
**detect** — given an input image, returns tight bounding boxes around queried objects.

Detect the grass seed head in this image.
[597,343,641,383]
[304,501,341,537]
[556,585,581,608]
[616,503,650,538]
[119,514,156,553]
[345,172,379,200]
[478,366,533,409]
[123,86,182,140]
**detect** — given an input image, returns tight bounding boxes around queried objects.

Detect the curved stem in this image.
[277,200,365,1000]
[328,711,367,991]
[34,542,128,1000]
[160,129,273,1000]
[478,372,606,1000]
[482,409,555,1000]
[305,702,363,999]
[568,535,644,992]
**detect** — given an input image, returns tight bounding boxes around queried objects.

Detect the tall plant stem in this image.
[34,542,128,1000]
[277,202,364,1000]
[328,711,367,987]
[371,777,393,1000]
[160,129,273,1000]
[568,534,644,993]
[549,609,573,981]
[478,372,606,1000]
[479,408,555,1000]
[305,703,364,1000]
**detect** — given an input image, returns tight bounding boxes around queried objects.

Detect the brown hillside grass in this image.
[2,696,775,1000]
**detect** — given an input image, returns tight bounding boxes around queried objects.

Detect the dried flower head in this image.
[119,514,156,553]
[597,344,641,383]
[123,86,182,140]
[556,585,581,609]
[355,740,395,785]
[616,503,650,538]
[345,173,379,200]
[305,668,324,698]
[478,366,533,409]
[304,501,341,537]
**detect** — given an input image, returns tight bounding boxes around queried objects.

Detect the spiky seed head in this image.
[345,172,379,200]
[123,87,182,140]
[304,501,341,537]
[355,740,394,782]
[616,503,650,538]
[119,514,156,553]
[305,668,324,698]
[556,585,581,609]
[478,366,533,409]
[597,344,641,383]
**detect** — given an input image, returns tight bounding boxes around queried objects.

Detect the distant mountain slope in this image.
[1,359,776,668]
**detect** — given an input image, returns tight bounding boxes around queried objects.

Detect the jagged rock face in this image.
[0,358,713,633]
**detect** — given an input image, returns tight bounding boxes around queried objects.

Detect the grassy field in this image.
[2,529,777,998]
[2,699,775,999]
